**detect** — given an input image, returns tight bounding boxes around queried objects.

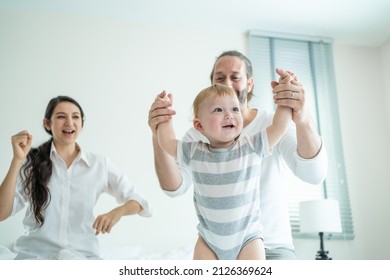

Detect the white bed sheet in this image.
[0,245,193,260]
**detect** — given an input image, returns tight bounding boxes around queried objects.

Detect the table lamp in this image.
[299,199,342,260]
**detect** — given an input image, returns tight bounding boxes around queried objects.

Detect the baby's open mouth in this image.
[222,124,235,128]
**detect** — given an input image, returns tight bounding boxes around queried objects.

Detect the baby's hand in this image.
[162,93,171,103]
[155,90,173,104]
[276,68,298,85]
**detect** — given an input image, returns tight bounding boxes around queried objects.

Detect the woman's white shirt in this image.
[12,143,151,259]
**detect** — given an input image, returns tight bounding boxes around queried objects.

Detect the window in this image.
[248,30,354,239]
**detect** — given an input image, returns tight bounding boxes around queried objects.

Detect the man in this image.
[148,50,327,259]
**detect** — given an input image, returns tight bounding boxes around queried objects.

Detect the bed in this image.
[0,244,193,260]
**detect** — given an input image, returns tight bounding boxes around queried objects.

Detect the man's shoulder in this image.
[242,109,274,135]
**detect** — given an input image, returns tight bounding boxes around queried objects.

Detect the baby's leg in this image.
[237,238,265,260]
[193,236,218,260]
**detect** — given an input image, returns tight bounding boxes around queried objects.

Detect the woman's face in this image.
[44,101,83,146]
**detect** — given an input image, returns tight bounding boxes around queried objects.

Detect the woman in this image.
[0,96,151,259]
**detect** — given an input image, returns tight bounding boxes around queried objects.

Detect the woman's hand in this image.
[93,200,142,235]
[11,130,32,161]
[93,209,122,235]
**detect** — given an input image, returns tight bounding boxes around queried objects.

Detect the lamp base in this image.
[315,232,333,260]
[315,250,332,260]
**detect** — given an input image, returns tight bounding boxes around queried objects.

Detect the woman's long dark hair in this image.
[21,96,85,227]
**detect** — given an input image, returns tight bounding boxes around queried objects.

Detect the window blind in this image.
[248,31,354,239]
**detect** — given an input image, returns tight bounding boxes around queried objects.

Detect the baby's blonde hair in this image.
[193,84,237,118]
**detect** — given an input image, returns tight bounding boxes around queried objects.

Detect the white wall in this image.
[1,7,390,259]
[0,8,246,255]
[381,39,390,131]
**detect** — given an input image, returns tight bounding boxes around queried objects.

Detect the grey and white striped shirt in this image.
[177,129,270,259]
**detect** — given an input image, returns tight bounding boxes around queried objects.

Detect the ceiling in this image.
[1,0,390,47]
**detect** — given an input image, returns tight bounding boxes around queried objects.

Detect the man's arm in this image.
[294,107,323,159]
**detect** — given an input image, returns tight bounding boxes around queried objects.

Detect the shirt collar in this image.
[50,141,90,167]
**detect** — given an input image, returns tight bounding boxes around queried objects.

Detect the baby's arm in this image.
[267,70,294,149]
[266,105,292,149]
[156,93,179,158]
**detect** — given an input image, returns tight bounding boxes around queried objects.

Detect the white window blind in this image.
[248,31,354,239]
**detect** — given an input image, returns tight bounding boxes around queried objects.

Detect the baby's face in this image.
[196,93,243,148]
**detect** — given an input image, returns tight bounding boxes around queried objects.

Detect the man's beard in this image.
[235,88,248,105]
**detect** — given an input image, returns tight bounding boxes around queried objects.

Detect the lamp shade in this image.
[299,199,342,233]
